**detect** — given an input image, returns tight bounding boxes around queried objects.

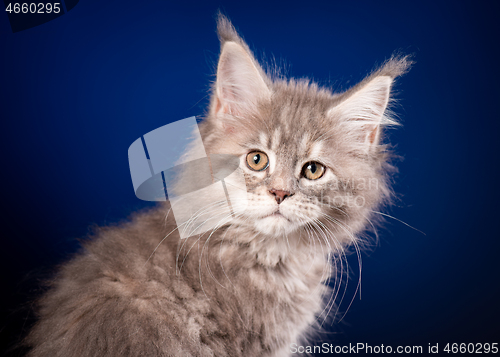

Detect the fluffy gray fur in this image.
[25,14,411,357]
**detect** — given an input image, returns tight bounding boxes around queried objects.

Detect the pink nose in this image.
[269,189,294,204]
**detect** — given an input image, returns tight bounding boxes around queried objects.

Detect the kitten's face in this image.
[238,133,332,237]
[226,95,348,238]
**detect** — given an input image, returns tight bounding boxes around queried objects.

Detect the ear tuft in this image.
[216,12,242,45]
[374,54,413,80]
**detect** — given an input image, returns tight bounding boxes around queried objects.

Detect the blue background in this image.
[1,0,499,355]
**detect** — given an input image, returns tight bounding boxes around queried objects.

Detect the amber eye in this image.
[246,151,269,171]
[302,161,325,180]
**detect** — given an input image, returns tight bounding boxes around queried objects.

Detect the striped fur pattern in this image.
[25,14,411,357]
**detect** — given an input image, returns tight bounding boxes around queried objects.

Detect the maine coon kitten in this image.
[25,15,411,357]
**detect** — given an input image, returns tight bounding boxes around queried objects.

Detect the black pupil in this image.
[253,154,261,164]
[308,163,317,173]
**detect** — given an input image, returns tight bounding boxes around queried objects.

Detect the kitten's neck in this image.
[221,224,328,268]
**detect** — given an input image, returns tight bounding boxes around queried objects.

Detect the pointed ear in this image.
[212,41,271,120]
[328,75,393,149]
[327,56,411,151]
[210,15,271,130]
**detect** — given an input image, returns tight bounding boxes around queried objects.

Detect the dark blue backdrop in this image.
[1,1,499,355]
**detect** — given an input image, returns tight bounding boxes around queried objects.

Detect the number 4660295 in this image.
[5,3,61,14]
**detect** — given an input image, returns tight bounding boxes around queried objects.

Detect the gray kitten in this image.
[25,15,411,357]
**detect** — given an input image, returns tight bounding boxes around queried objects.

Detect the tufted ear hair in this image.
[327,56,412,152]
[210,14,271,131]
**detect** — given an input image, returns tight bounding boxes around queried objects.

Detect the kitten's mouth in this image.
[265,210,290,221]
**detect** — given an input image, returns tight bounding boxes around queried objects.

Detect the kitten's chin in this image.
[254,213,300,236]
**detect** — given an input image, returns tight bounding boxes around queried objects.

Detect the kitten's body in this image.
[27,205,328,357]
[26,15,410,356]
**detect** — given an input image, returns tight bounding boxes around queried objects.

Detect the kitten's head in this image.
[199,15,410,251]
